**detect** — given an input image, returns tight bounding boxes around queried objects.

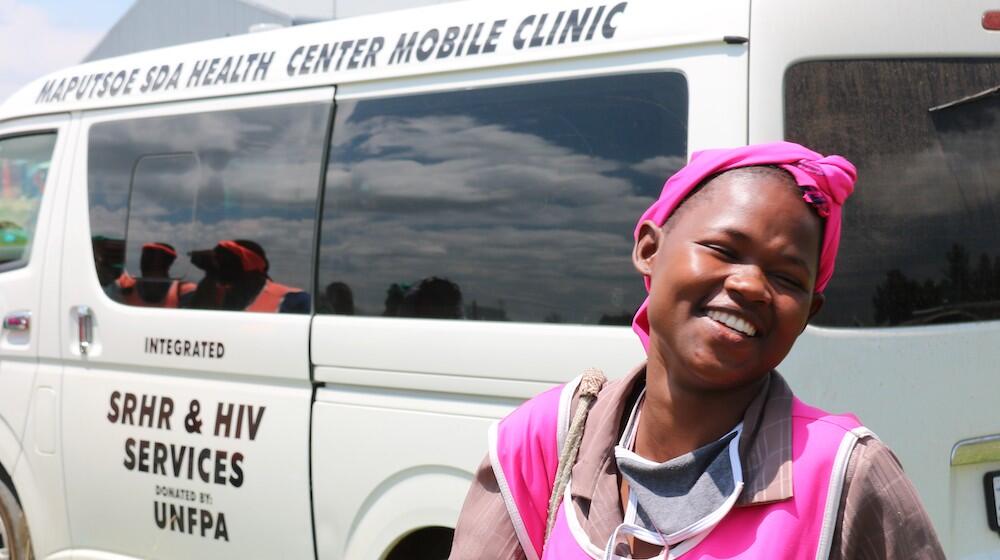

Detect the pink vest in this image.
[489,376,873,560]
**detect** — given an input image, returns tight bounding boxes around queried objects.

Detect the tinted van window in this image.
[88,102,331,312]
[0,133,57,269]
[317,72,688,324]
[786,59,1000,327]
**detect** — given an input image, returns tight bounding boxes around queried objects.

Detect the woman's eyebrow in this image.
[717,227,752,243]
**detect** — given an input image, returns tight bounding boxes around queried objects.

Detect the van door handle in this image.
[2,310,30,331]
[75,305,93,355]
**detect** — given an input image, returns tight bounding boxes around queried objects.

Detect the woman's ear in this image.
[632,220,663,276]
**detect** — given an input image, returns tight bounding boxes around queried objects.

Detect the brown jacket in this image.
[451,365,944,559]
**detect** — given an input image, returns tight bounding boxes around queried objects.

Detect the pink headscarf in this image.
[632,141,857,350]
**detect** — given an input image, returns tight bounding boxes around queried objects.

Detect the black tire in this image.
[384,527,453,560]
[0,481,32,560]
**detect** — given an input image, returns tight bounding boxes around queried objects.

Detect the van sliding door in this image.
[59,89,332,558]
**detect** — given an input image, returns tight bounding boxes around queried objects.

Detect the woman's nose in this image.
[724,266,772,305]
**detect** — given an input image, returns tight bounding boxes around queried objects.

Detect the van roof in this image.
[0,0,746,122]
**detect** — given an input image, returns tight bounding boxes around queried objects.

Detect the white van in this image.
[0,0,998,558]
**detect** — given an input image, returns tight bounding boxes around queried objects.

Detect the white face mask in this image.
[604,391,744,560]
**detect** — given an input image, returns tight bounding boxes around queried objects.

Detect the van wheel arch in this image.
[341,466,469,559]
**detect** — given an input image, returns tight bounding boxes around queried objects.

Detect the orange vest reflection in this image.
[116,273,195,308]
[245,280,299,312]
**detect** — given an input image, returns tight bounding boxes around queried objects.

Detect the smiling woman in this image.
[451,142,946,560]
[635,167,824,397]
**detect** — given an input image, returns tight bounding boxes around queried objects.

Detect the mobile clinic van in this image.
[0,0,998,558]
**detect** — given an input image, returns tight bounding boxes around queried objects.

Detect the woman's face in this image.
[634,170,824,392]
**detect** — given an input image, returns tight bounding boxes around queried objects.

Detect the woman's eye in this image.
[774,274,806,291]
[704,244,736,259]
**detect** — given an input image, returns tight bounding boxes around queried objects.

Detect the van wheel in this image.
[0,481,32,560]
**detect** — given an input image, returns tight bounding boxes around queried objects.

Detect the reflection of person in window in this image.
[398,277,464,319]
[211,239,309,313]
[116,242,195,308]
[92,236,126,292]
[325,281,355,315]
[382,283,407,316]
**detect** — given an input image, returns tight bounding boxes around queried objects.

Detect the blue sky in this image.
[0,0,134,102]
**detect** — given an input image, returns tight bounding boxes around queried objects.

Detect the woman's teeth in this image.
[706,310,757,337]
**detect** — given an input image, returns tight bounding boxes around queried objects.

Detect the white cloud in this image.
[329,113,646,214]
[632,154,687,179]
[0,0,105,103]
[318,112,660,321]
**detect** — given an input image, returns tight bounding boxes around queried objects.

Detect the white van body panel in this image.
[0,114,75,557]
[750,0,1000,556]
[312,385,513,558]
[15,364,72,557]
[0,0,746,121]
[0,114,69,449]
[61,371,312,559]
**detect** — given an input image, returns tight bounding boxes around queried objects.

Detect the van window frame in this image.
[79,87,336,314]
[316,69,691,326]
[783,56,1000,329]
